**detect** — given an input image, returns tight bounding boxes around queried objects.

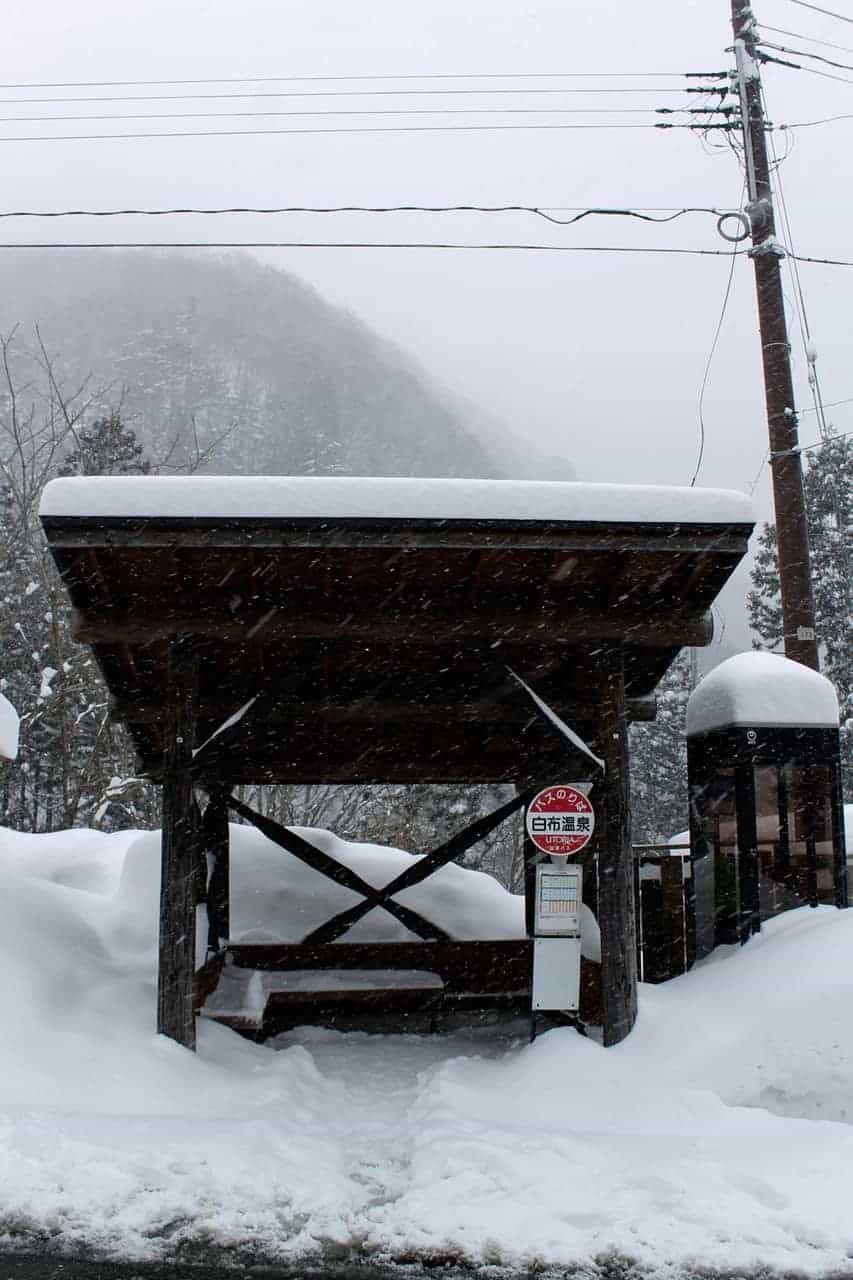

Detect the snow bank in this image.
[40,474,755,527]
[0,692,18,760]
[0,822,852,1275]
[118,823,601,982]
[120,823,527,947]
[687,650,840,735]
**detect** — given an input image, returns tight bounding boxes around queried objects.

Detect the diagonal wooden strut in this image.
[304,786,537,945]
[218,791,449,942]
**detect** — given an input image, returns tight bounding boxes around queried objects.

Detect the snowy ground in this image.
[1,823,853,1277]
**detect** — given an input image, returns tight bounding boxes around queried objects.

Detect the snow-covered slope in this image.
[1,823,852,1275]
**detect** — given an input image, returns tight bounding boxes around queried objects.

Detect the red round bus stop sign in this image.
[526,784,595,857]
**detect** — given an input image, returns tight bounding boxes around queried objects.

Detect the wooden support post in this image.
[830,752,848,909]
[735,764,761,940]
[595,645,638,1046]
[638,869,667,984]
[683,855,697,972]
[660,857,687,978]
[158,640,199,1050]
[202,792,231,952]
[523,830,537,938]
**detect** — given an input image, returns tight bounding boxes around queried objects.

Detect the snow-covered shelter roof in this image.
[41,475,754,785]
[686,651,840,736]
[40,475,753,525]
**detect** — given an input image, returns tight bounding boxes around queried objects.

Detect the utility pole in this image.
[730,0,819,670]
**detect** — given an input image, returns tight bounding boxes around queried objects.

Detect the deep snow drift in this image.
[1,822,852,1276]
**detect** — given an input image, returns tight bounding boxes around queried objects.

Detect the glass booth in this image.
[686,652,846,957]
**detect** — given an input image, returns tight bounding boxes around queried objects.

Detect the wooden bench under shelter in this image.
[39,475,754,1049]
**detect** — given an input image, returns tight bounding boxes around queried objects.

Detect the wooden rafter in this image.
[72,607,715,648]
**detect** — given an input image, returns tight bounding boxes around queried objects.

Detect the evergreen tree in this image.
[0,366,157,830]
[748,430,852,795]
[59,412,151,477]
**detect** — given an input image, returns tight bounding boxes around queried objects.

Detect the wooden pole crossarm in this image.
[303,785,538,945]
[218,791,450,943]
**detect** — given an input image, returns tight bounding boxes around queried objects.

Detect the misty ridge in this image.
[0,249,575,481]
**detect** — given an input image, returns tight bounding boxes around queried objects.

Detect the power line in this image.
[792,251,853,265]
[0,241,751,254]
[0,204,734,223]
[802,428,853,446]
[750,428,853,491]
[0,122,710,143]
[781,112,853,125]
[759,22,853,52]
[782,0,853,26]
[689,195,744,487]
[747,449,771,495]
[0,71,725,91]
[758,37,853,70]
[0,87,699,105]
[762,52,853,84]
[802,393,853,411]
[0,107,678,125]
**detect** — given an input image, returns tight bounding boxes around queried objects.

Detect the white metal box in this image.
[532,936,581,1011]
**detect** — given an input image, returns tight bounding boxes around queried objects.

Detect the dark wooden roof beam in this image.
[73,607,714,649]
[111,694,656,727]
[41,515,754,556]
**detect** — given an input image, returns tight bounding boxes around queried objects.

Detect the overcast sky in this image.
[4,0,852,526]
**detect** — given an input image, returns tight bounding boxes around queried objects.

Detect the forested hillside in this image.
[0,249,570,865]
[0,250,567,480]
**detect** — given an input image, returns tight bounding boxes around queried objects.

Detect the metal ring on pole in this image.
[716,211,751,243]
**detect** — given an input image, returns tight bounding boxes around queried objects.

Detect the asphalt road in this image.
[0,1252,627,1280]
[0,1252,823,1280]
[0,1256,417,1280]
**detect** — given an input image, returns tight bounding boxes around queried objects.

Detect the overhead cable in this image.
[782,0,853,26]
[758,38,853,71]
[802,393,853,412]
[0,71,726,91]
[749,428,853,490]
[759,22,853,51]
[760,51,853,84]
[791,251,853,265]
[689,187,745,488]
[0,123,714,143]
[0,87,699,104]
[781,112,853,126]
[0,238,830,266]
[0,108,687,124]
[0,204,737,224]
[801,428,853,446]
[0,241,752,255]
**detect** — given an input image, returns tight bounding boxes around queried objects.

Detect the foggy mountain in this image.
[0,250,573,480]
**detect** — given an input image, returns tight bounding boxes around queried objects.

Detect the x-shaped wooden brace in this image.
[217,787,535,945]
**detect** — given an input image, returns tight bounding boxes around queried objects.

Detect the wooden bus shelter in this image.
[40,476,754,1049]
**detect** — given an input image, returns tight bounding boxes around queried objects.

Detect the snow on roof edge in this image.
[687,651,840,735]
[40,475,755,527]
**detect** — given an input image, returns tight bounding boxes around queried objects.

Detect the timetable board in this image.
[534,865,582,936]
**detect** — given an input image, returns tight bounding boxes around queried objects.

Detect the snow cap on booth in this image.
[686,650,839,737]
